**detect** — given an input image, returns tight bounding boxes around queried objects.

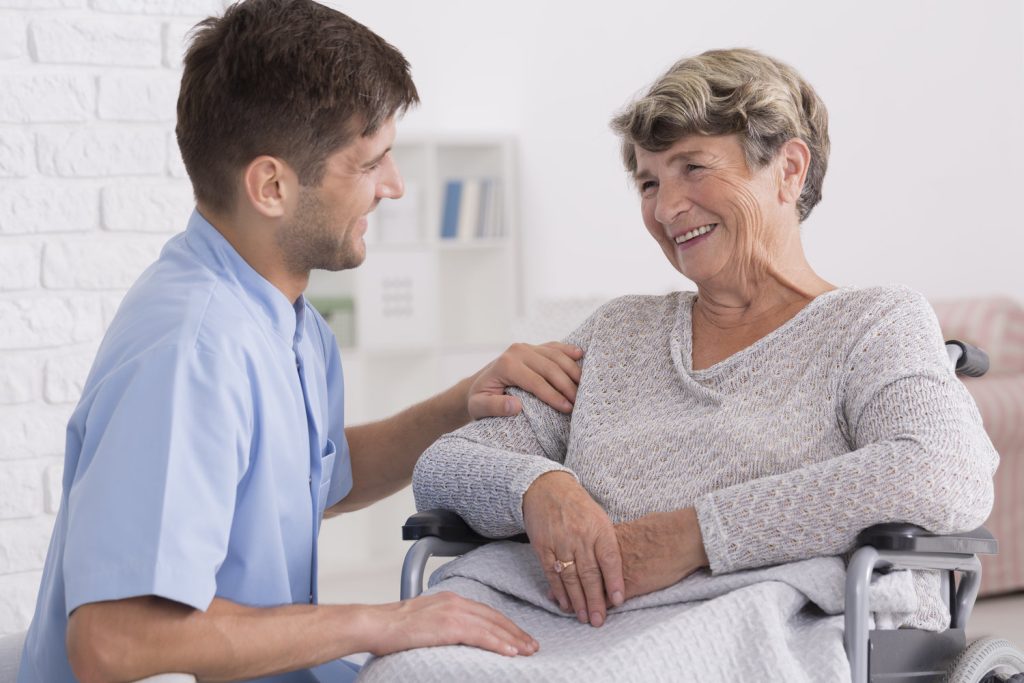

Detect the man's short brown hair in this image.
[176,0,419,214]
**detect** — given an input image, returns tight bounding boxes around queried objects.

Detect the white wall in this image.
[1,0,1022,636]
[343,0,1024,304]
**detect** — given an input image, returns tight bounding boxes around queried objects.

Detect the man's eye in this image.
[686,164,703,173]
[639,180,657,193]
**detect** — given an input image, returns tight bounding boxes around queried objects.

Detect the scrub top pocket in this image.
[317,439,337,518]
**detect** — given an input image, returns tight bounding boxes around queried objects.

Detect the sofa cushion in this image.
[931,297,1024,374]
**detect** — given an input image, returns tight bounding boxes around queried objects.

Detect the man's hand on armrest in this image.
[66,592,539,683]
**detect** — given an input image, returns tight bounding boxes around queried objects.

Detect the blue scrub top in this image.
[19,211,356,683]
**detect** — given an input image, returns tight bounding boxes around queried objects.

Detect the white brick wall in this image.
[0,74,95,122]
[30,18,163,66]
[37,127,168,176]
[0,130,35,177]
[0,1,225,637]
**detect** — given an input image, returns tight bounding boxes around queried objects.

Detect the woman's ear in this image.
[241,156,296,219]
[777,138,811,206]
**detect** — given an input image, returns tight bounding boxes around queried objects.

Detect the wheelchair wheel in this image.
[946,636,1024,683]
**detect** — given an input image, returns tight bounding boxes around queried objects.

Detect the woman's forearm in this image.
[413,433,575,537]
[615,508,709,599]
[695,377,996,574]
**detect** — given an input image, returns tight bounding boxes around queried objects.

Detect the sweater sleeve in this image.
[412,309,603,538]
[695,288,998,574]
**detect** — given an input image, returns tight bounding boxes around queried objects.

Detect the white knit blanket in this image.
[356,542,918,682]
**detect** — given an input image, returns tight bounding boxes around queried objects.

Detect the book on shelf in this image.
[440,177,502,241]
[441,179,461,240]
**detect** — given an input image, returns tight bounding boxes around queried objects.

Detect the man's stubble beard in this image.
[277,188,365,274]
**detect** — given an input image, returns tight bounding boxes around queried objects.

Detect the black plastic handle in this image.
[402,509,529,544]
[946,340,990,377]
[856,523,997,556]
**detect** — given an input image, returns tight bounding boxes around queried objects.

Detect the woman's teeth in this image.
[675,224,716,244]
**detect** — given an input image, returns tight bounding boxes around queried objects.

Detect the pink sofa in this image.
[932,297,1024,596]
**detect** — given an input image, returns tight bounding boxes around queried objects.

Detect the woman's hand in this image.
[467,342,583,419]
[522,472,624,627]
[614,508,709,600]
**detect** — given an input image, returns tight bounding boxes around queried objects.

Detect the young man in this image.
[17,2,582,681]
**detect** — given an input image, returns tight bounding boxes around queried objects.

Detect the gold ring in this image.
[553,559,575,573]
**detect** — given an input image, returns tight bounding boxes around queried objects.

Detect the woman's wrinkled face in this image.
[634,133,783,286]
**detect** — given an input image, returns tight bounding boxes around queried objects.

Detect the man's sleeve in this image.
[63,343,252,614]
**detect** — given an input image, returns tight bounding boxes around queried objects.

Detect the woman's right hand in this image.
[522,471,624,627]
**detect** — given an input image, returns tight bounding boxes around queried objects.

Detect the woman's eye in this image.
[639,180,657,194]
[686,164,703,173]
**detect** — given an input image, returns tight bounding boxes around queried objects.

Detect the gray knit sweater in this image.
[413,286,998,628]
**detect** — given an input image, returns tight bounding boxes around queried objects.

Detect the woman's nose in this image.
[653,182,693,226]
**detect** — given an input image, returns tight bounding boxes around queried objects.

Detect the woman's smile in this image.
[673,223,718,250]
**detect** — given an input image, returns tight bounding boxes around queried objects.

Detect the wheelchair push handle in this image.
[945,340,989,378]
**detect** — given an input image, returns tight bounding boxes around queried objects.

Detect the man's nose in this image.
[378,156,404,200]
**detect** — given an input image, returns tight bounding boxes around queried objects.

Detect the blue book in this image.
[441,180,462,239]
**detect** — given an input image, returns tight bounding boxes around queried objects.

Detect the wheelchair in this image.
[399,341,1024,683]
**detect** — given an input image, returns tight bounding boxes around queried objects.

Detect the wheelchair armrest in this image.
[855,523,997,556]
[402,509,528,544]
[845,523,996,677]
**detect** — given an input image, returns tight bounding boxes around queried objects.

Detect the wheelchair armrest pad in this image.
[402,509,529,544]
[855,523,997,555]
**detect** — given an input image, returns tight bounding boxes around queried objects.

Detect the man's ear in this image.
[241,156,296,219]
[777,138,810,207]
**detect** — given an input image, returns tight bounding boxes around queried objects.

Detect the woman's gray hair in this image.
[611,48,830,222]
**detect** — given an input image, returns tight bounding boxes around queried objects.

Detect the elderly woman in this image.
[358,49,997,681]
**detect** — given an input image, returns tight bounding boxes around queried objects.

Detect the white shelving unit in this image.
[307,134,521,425]
[311,135,521,579]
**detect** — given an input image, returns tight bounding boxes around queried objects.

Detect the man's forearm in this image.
[335,375,476,513]
[67,596,375,683]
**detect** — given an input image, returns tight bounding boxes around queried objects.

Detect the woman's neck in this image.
[693,222,834,329]
[693,263,834,331]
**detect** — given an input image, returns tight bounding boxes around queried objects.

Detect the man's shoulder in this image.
[97,241,274,380]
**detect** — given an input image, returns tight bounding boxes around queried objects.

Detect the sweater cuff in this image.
[695,494,735,575]
[508,459,577,529]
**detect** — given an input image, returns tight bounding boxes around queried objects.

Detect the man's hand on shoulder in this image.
[467,341,583,419]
